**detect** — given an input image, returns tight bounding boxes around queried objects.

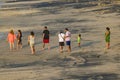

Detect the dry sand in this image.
[0,0,120,80]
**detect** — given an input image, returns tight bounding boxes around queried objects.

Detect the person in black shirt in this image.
[42,26,50,50]
[17,30,22,49]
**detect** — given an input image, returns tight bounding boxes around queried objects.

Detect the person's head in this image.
[10,29,14,35]
[30,31,34,36]
[18,30,21,33]
[60,30,63,34]
[106,27,110,31]
[18,30,22,36]
[44,26,47,30]
[78,34,81,37]
[65,28,69,32]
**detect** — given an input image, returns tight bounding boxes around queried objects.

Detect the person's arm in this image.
[43,33,45,39]
[14,34,16,40]
[7,34,9,42]
[43,31,45,39]
[105,31,109,37]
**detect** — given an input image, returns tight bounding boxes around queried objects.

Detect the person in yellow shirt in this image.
[77,34,81,47]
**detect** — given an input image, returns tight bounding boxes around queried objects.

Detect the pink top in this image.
[65,31,71,41]
[7,33,16,43]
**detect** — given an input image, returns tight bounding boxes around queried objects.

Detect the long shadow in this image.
[81,41,101,47]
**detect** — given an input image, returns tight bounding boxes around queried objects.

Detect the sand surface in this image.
[0,0,120,80]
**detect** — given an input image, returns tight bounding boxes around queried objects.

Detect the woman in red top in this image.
[7,30,16,51]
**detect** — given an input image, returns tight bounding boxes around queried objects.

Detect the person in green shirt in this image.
[77,34,81,47]
[105,27,111,49]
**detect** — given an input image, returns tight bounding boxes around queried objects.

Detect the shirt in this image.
[65,31,71,41]
[7,33,16,43]
[58,33,65,42]
[43,30,50,39]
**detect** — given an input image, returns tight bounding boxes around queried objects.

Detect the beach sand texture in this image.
[0,0,120,80]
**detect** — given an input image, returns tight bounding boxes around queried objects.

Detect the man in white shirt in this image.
[58,31,65,53]
[65,28,71,52]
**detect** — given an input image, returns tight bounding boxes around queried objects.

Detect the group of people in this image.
[7,26,111,54]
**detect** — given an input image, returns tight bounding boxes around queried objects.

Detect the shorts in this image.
[66,41,71,46]
[43,39,49,43]
[59,42,64,46]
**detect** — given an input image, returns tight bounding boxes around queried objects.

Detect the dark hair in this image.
[79,34,81,37]
[60,30,63,33]
[45,26,47,29]
[31,31,34,36]
[18,30,22,37]
[65,28,68,31]
[106,27,110,31]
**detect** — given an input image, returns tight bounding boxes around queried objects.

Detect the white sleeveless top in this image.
[30,35,35,44]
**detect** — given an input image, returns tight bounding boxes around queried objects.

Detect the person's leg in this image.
[17,40,19,50]
[47,43,50,50]
[33,46,35,54]
[78,43,80,47]
[61,46,63,53]
[30,46,34,54]
[68,41,71,52]
[20,43,22,49]
[106,42,109,49]
[68,45,71,52]
[9,43,12,51]
[108,42,110,49]
[59,46,61,52]
[42,43,45,50]
[12,42,15,50]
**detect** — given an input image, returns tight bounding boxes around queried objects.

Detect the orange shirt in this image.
[7,33,16,43]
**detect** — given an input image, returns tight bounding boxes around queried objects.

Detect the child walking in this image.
[28,31,35,54]
[7,29,16,51]
[77,34,81,47]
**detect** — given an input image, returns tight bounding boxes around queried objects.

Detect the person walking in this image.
[42,26,50,50]
[7,29,16,51]
[28,31,35,54]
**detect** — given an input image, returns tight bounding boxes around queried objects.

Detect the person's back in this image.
[58,33,65,42]
[8,33,16,43]
[29,35,35,45]
[43,30,49,39]
[42,26,50,50]
[65,31,71,41]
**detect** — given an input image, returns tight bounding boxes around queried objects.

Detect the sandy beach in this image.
[0,0,120,80]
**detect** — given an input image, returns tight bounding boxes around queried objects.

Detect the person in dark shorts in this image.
[17,30,22,49]
[58,31,65,53]
[65,28,71,53]
[42,26,50,50]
